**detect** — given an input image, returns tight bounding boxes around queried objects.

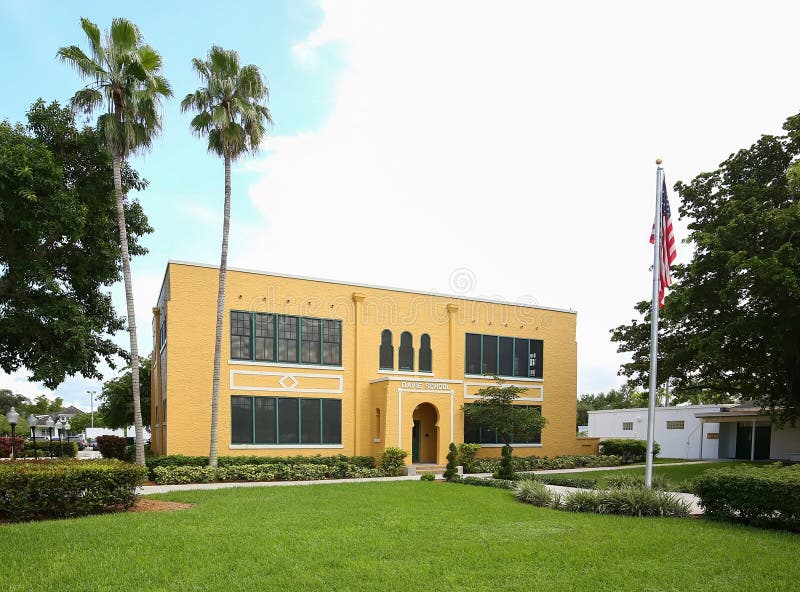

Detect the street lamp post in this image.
[46,417,55,458]
[5,407,19,459]
[64,420,71,456]
[55,420,64,458]
[28,414,38,459]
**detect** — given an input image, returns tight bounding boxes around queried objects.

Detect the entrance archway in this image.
[411,403,439,464]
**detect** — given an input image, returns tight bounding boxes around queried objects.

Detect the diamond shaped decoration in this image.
[279,375,298,390]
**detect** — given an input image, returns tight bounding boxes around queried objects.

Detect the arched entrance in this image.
[411,403,439,464]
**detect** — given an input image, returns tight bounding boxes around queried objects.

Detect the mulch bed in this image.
[131,498,193,513]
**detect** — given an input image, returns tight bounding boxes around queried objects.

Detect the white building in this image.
[588,403,800,461]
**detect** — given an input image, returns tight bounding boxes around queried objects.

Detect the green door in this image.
[412,420,420,463]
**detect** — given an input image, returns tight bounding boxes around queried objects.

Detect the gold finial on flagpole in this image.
[656,158,663,165]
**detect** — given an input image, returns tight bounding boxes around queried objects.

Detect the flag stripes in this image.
[650,179,676,307]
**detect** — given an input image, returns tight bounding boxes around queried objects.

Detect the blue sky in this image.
[3,1,800,410]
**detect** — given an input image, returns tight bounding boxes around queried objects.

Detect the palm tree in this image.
[181,46,271,467]
[58,18,172,466]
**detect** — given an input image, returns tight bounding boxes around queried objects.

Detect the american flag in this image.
[650,179,676,307]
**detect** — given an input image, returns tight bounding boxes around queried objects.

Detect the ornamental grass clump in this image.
[605,473,675,491]
[559,487,690,517]
[512,479,558,508]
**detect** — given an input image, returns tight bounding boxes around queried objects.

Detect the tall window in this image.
[301,318,321,364]
[419,334,432,373]
[379,330,394,370]
[465,333,544,379]
[231,311,341,367]
[322,320,342,365]
[463,404,542,444]
[230,311,251,359]
[159,315,167,350]
[231,396,342,445]
[399,331,414,371]
[254,313,275,361]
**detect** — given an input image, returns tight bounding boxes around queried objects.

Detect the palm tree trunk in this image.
[209,152,232,468]
[112,153,145,466]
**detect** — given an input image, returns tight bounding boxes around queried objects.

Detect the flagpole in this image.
[645,159,663,489]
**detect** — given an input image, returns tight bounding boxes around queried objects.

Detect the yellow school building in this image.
[150,261,597,464]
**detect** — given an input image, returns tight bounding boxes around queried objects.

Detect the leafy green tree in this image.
[59,18,171,465]
[0,390,29,416]
[0,101,150,388]
[0,414,29,438]
[67,412,92,434]
[612,113,800,422]
[462,377,547,474]
[97,357,152,430]
[26,394,64,415]
[181,46,272,467]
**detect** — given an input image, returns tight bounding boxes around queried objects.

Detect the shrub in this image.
[457,443,481,473]
[96,435,129,460]
[420,472,436,481]
[599,439,660,464]
[519,474,598,489]
[496,444,516,480]
[378,447,408,476]
[458,476,514,490]
[21,441,78,459]
[605,473,674,491]
[467,454,622,474]
[145,454,376,480]
[444,442,458,481]
[693,465,800,530]
[153,465,217,485]
[0,459,146,522]
[152,462,355,485]
[513,480,556,507]
[0,436,25,458]
[561,487,690,517]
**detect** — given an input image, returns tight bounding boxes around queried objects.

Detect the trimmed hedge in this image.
[454,476,515,490]
[468,454,622,474]
[519,474,599,489]
[145,454,376,480]
[693,464,800,530]
[599,439,660,464]
[152,462,385,485]
[0,460,146,522]
[0,436,25,458]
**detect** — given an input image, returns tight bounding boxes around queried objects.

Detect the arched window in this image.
[419,333,432,373]
[398,331,414,371]
[379,330,394,370]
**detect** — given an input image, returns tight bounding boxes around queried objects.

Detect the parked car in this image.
[66,435,87,450]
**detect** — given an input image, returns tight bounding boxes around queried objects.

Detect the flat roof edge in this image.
[166,260,577,315]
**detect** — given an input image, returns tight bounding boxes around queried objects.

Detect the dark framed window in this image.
[498,337,514,376]
[230,311,342,367]
[465,333,544,379]
[398,331,414,371]
[230,312,252,360]
[379,330,394,370]
[278,316,298,363]
[231,396,343,445]
[481,335,497,374]
[231,396,254,444]
[278,397,299,443]
[322,320,342,365]
[254,313,275,361]
[465,333,481,374]
[419,334,432,373]
[255,397,277,443]
[301,318,321,364]
[159,315,167,349]
[463,404,542,444]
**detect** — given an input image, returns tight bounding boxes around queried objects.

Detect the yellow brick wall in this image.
[153,262,583,462]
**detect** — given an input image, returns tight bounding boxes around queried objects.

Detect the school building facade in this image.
[150,261,597,464]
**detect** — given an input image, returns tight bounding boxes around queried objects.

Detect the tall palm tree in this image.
[58,18,172,466]
[181,46,271,467]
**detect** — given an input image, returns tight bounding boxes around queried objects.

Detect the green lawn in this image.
[2,481,798,591]
[542,461,765,487]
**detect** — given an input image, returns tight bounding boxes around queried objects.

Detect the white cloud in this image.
[230,0,800,395]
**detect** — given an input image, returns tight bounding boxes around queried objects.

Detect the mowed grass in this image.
[1,481,798,591]
[543,461,764,487]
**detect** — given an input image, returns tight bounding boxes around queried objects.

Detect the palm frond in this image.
[110,18,141,54]
[70,88,103,115]
[56,45,104,79]
[79,17,103,62]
